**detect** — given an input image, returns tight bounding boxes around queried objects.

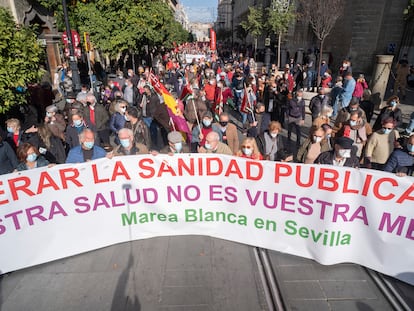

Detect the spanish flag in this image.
[149,72,192,142]
[149,72,178,115]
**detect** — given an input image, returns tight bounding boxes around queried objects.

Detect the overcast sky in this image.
[180,0,218,23]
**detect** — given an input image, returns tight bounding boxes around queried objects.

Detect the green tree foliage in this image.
[0,8,43,114]
[267,0,296,67]
[240,6,264,58]
[37,0,190,57]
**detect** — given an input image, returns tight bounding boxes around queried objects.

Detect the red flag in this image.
[180,85,193,101]
[240,88,251,113]
[210,29,216,51]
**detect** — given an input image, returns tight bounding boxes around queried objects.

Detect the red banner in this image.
[210,29,216,51]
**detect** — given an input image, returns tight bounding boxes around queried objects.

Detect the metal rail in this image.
[366,268,413,311]
[253,248,286,311]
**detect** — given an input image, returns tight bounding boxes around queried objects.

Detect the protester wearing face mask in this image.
[83,94,110,146]
[44,105,66,141]
[297,125,331,164]
[109,99,128,144]
[15,142,49,171]
[191,111,220,152]
[113,128,148,156]
[237,137,263,160]
[365,118,399,170]
[384,135,414,176]
[372,96,403,132]
[336,110,372,158]
[65,112,95,149]
[256,121,292,162]
[159,131,189,154]
[309,87,330,122]
[5,118,23,151]
[198,131,233,155]
[247,103,271,138]
[217,112,239,155]
[66,128,106,163]
[315,136,359,168]
[332,98,367,135]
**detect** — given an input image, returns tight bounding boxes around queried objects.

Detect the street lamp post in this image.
[62,0,81,94]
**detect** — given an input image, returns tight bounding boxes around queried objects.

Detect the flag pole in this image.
[191,98,201,132]
[244,84,256,123]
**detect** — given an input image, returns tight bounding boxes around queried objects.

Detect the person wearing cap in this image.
[160,131,189,154]
[314,136,360,168]
[113,128,149,156]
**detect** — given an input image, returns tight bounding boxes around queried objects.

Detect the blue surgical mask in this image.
[120,139,130,148]
[73,119,82,127]
[46,112,53,117]
[174,142,183,152]
[203,119,212,127]
[407,144,414,153]
[390,101,397,107]
[124,115,130,121]
[7,127,14,133]
[26,153,37,162]
[204,143,212,150]
[83,141,94,149]
[383,128,392,135]
[350,120,358,127]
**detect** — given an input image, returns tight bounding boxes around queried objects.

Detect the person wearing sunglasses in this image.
[364,117,400,170]
[236,137,263,160]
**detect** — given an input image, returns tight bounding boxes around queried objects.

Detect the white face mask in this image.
[270,133,278,138]
[297,96,302,101]
[338,149,351,158]
[313,136,322,143]
[243,148,253,156]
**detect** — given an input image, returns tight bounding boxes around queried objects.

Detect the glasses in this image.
[241,145,252,149]
[120,106,126,109]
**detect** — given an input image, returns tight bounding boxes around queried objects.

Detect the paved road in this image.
[1,85,413,311]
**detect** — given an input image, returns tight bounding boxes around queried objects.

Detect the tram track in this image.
[254,247,414,311]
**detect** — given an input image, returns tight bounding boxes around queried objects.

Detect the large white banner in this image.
[0,154,413,285]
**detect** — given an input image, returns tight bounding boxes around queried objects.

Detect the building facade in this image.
[223,0,413,74]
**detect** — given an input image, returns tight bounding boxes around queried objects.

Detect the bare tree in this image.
[298,0,345,86]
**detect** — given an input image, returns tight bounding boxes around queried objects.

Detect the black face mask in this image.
[219,121,228,127]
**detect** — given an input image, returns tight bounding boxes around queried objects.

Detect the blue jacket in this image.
[66,145,106,163]
[384,148,414,175]
[340,77,356,108]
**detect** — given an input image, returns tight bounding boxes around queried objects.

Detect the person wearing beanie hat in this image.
[314,136,360,168]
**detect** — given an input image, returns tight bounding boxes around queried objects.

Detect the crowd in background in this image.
[0,47,413,177]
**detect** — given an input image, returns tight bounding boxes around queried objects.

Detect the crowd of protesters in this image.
[0,45,413,177]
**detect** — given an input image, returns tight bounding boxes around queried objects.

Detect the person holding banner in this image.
[160,130,190,154]
[198,131,233,155]
[15,142,50,171]
[66,128,106,163]
[237,137,263,160]
[113,128,148,156]
[256,121,292,162]
[314,136,360,168]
